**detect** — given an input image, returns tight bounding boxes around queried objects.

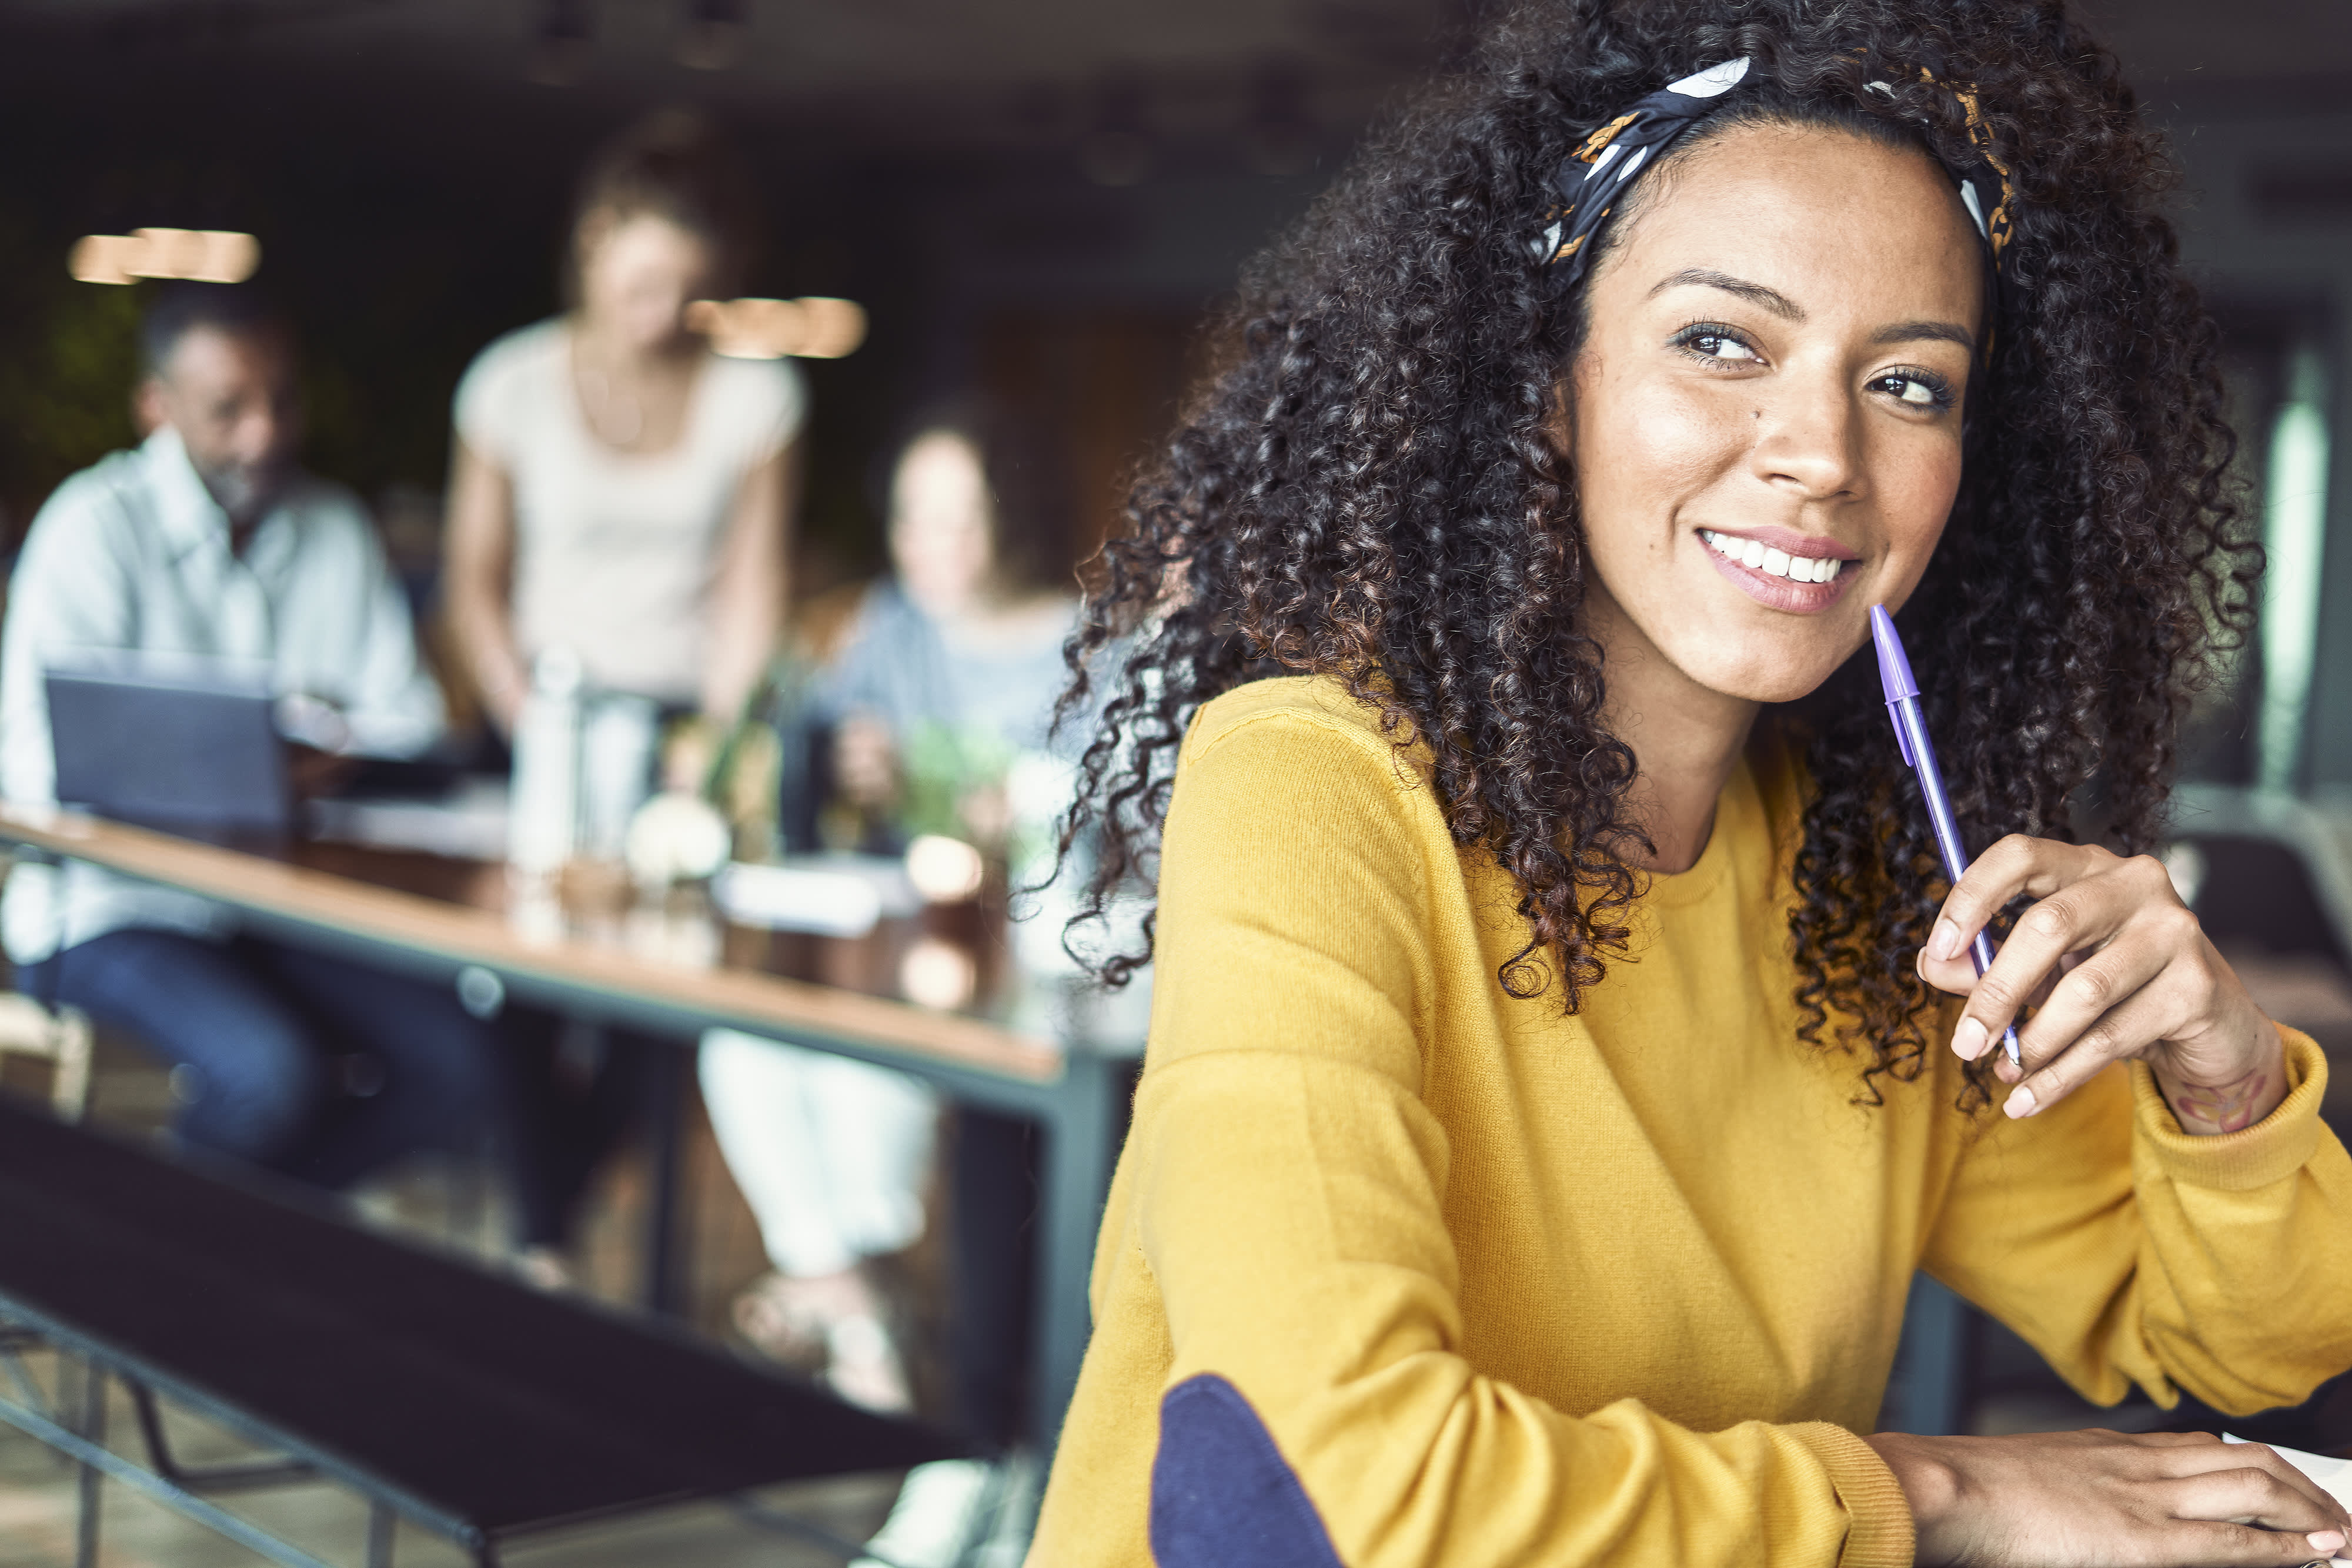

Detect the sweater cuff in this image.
[2130,1024,2327,1192]
[1788,1422,1915,1568]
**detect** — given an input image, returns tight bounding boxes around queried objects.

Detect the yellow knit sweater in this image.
[1028,676,2352,1568]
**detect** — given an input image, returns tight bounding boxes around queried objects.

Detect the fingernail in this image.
[2003,1084,2037,1119]
[1928,920,1963,962]
[2307,1530,2345,1552]
[1950,1017,1987,1061]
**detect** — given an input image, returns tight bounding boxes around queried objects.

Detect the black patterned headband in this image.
[1530,56,1755,282]
[1532,57,2017,303]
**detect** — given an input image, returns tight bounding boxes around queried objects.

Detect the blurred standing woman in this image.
[445,110,800,732]
[443,112,802,1267]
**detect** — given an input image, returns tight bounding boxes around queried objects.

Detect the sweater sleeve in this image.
[1134,706,1910,1568]
[1922,1023,2352,1417]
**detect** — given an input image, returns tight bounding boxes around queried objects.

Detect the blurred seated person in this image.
[822,416,1077,845]
[702,403,1076,1429]
[443,111,802,1273]
[0,281,503,1187]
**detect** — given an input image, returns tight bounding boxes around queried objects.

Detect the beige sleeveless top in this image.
[455,318,805,702]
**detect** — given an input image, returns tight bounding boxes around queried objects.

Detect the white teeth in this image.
[1700,529,1844,583]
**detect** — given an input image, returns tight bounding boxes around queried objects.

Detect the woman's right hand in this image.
[1864,1429,2350,1566]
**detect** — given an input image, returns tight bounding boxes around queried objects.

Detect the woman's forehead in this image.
[1601,121,1984,328]
[894,432,988,506]
[589,207,712,260]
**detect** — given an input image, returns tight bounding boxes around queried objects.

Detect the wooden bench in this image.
[0,1097,961,1567]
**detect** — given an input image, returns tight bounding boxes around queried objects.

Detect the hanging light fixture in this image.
[684,297,867,360]
[1242,59,1318,179]
[528,0,593,86]
[68,229,260,286]
[1080,78,1155,188]
[675,0,749,71]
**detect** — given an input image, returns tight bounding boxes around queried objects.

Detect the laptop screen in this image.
[46,666,292,837]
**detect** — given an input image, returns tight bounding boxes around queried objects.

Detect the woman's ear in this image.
[1542,370,1578,464]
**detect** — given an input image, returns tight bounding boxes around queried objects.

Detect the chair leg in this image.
[74,1358,105,1568]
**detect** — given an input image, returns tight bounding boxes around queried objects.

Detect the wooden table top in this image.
[0,806,1065,1086]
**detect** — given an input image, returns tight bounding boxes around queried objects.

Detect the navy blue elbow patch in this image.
[1150,1373,1344,1568]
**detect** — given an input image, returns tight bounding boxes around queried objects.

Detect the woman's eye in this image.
[1873,373,1949,409]
[1683,331,1760,363]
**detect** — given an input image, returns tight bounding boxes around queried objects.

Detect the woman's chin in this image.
[1669,639,1853,708]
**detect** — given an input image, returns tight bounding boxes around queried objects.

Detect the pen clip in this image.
[1886,701,1915,770]
[1868,607,1922,774]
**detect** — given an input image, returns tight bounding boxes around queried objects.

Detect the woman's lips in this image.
[1698,529,1858,614]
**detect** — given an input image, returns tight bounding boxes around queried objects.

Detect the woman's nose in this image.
[1746,369,1864,503]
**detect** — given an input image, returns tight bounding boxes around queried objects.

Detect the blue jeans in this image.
[24,929,505,1191]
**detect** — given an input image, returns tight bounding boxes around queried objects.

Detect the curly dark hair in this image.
[1053,0,2256,1106]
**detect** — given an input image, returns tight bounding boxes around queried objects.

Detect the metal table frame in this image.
[0,1314,425,1568]
[0,811,1125,1452]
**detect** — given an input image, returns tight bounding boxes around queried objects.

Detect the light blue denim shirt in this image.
[816,578,1074,756]
[1,427,443,961]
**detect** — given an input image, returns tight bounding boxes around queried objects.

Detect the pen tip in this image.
[1869,605,1920,704]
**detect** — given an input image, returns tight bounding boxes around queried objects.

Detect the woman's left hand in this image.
[1917,837,2284,1134]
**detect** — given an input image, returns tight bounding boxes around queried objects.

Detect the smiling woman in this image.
[1562,119,1986,868]
[1031,1,2352,1565]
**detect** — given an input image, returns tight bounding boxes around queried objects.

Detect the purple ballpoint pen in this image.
[1868,605,2022,1066]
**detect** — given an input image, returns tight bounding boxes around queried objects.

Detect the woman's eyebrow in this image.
[1870,319,1978,352]
[1646,268,1804,319]
[1646,270,1977,352]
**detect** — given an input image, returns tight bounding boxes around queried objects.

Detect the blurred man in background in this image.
[0,280,505,1188]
